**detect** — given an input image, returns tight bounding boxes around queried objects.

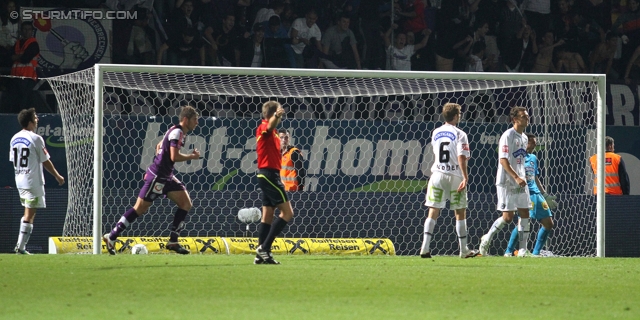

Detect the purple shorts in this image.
[138,173,186,202]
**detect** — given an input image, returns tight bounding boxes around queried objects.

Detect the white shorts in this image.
[425,172,467,210]
[496,185,530,212]
[18,188,46,209]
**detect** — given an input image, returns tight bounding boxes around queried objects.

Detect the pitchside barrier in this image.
[1,189,638,256]
[48,236,396,255]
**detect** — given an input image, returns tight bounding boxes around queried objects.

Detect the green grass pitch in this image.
[1,254,639,319]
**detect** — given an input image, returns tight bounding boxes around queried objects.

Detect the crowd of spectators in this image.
[0,0,638,78]
[105,0,640,83]
[0,0,639,116]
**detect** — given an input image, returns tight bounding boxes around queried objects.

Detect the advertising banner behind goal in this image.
[101,116,593,195]
[49,237,395,255]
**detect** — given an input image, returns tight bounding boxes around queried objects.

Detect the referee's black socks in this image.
[262,218,288,252]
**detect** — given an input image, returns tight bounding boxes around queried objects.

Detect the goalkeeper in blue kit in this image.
[504,133,557,257]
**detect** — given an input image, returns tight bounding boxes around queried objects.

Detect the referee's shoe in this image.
[256,245,280,264]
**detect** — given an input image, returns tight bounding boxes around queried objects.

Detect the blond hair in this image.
[442,103,461,122]
[262,100,281,119]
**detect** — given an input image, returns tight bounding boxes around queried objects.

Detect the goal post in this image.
[596,78,606,258]
[47,64,606,256]
[93,64,104,255]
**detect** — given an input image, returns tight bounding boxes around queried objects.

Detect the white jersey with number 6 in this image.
[496,128,528,187]
[430,124,470,177]
[10,130,50,190]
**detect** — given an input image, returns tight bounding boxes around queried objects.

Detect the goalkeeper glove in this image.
[543,194,558,210]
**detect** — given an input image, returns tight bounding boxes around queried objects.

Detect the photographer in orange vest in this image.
[279,128,305,191]
[590,136,630,195]
[11,21,38,79]
[3,21,39,113]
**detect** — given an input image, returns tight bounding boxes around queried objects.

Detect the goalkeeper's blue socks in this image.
[533,227,550,255]
[505,227,519,255]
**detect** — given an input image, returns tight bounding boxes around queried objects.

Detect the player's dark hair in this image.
[509,106,527,122]
[179,105,198,121]
[605,136,614,149]
[262,101,280,119]
[525,133,536,140]
[441,102,461,122]
[17,108,36,129]
[278,128,289,135]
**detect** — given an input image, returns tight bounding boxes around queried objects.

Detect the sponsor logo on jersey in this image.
[513,148,527,159]
[502,145,508,153]
[11,137,31,147]
[434,131,456,141]
[605,157,612,165]
[462,143,469,151]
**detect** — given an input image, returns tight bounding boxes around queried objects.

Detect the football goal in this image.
[46,65,606,256]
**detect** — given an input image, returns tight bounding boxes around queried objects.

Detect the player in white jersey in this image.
[419,103,479,259]
[9,108,65,254]
[479,106,533,257]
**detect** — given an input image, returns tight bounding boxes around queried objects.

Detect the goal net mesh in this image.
[47,68,599,256]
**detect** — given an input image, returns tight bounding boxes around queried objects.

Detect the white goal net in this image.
[46,66,606,256]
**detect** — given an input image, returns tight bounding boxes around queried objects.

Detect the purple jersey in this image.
[147,125,186,180]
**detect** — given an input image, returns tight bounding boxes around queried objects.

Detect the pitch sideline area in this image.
[1,255,638,319]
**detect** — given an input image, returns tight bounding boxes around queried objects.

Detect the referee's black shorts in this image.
[257,168,289,207]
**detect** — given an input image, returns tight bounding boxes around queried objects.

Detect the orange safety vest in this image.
[280,147,302,191]
[590,152,623,195]
[11,37,39,79]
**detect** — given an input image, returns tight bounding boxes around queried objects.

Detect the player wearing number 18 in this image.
[419,103,479,259]
[10,108,65,254]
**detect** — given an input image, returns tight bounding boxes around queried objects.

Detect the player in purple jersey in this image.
[103,105,200,255]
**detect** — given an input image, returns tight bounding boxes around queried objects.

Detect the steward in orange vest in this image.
[590,136,630,195]
[11,22,39,79]
[278,128,305,191]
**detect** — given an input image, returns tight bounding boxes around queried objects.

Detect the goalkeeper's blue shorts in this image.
[529,193,552,220]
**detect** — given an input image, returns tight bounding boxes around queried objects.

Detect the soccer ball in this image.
[131,243,148,254]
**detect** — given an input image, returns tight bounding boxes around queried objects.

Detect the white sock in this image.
[518,218,530,251]
[420,217,436,254]
[456,219,468,252]
[486,217,506,241]
[118,216,131,228]
[17,220,33,251]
